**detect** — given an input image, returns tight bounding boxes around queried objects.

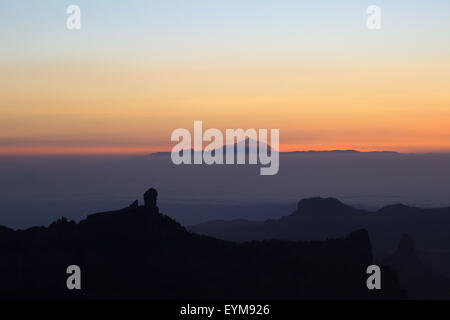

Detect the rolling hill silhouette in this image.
[189,197,450,299]
[0,189,405,299]
[189,197,450,255]
[150,144,397,157]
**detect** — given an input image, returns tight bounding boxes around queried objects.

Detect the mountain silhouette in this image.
[383,234,450,300]
[0,189,405,299]
[151,137,272,159]
[189,197,450,254]
[150,147,397,157]
[189,197,367,242]
[189,197,450,299]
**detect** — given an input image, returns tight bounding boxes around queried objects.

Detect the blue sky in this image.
[0,1,449,154]
[1,0,449,65]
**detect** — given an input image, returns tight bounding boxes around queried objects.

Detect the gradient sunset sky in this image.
[1,0,449,155]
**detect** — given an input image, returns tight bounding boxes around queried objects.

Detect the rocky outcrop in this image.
[383,234,450,299]
[0,189,406,300]
[143,187,159,214]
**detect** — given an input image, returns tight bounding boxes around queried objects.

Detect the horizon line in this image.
[1,147,450,156]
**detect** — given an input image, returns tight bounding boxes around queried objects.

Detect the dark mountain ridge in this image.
[383,234,450,299]
[189,197,450,254]
[0,189,405,299]
[188,197,450,298]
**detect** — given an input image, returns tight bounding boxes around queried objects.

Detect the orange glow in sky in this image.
[1,1,449,155]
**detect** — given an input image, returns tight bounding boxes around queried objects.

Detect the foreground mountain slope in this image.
[383,234,450,300]
[188,197,450,299]
[0,189,405,299]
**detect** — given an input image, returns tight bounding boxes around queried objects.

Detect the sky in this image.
[1,0,450,154]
